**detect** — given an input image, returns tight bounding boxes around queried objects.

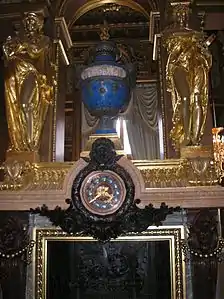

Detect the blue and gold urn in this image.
[80,37,136,134]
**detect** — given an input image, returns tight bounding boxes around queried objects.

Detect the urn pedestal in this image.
[80,133,124,158]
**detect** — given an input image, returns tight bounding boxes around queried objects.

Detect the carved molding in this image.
[55,17,72,50]
[1,185,224,210]
[0,153,223,210]
[0,155,218,191]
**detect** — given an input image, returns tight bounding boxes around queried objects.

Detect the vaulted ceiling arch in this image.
[57,0,157,28]
[70,0,150,27]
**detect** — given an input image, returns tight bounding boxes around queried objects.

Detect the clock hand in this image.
[89,193,114,204]
[89,194,101,204]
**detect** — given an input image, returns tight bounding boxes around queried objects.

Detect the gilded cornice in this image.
[0,156,218,191]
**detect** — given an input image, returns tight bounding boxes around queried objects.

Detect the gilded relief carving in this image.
[138,157,217,188]
[0,157,218,191]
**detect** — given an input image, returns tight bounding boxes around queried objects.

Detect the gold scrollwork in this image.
[0,157,219,191]
[137,158,218,188]
[0,162,72,191]
[0,160,31,190]
[26,162,72,190]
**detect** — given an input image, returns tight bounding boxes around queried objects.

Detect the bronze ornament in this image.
[31,138,180,242]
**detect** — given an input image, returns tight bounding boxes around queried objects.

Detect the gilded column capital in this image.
[166,0,193,31]
[171,2,191,28]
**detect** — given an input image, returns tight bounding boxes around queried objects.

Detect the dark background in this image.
[47,240,171,299]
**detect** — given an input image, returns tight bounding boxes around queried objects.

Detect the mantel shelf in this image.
[0,185,223,211]
[0,156,223,211]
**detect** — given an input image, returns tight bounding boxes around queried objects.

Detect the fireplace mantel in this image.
[0,156,223,210]
[0,186,223,210]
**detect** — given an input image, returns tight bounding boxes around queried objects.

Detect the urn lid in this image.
[94,40,118,62]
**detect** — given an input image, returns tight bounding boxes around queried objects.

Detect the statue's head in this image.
[23,12,44,36]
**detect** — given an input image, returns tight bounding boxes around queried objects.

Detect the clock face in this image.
[80,170,126,216]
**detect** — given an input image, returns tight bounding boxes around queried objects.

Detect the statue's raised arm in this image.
[3,12,54,154]
[3,36,21,61]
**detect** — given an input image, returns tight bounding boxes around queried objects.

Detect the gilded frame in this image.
[34,226,186,299]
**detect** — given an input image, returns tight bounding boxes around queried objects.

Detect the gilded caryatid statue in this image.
[165,31,212,149]
[163,1,212,150]
[3,12,54,156]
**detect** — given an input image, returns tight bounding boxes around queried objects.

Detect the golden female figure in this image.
[3,12,54,152]
[165,32,212,149]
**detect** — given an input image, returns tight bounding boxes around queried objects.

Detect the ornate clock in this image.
[80,170,126,216]
[72,138,135,220]
[31,138,180,242]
